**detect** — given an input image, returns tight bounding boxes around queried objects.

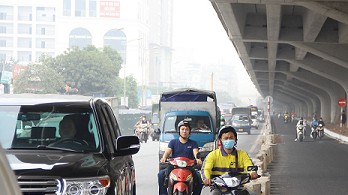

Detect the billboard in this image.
[100,1,120,18]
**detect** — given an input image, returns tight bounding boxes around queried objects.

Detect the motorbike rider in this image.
[158,120,203,195]
[310,117,319,137]
[318,117,325,127]
[201,126,258,190]
[134,115,151,137]
[317,117,325,132]
[220,115,226,128]
[294,117,305,141]
[283,112,290,122]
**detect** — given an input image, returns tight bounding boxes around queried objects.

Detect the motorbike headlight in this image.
[175,159,187,168]
[223,177,241,188]
[199,142,215,152]
[63,176,110,195]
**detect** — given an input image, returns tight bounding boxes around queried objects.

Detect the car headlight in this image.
[63,176,110,195]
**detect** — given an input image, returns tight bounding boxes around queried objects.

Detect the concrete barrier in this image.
[249,117,276,195]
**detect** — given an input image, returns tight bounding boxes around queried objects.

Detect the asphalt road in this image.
[133,126,264,195]
[268,117,348,194]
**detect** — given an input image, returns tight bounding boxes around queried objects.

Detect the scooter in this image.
[210,166,259,195]
[317,123,324,139]
[137,123,148,143]
[165,157,196,195]
[284,115,289,123]
[296,124,304,142]
[311,125,318,140]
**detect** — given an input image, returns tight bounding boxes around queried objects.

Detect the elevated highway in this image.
[210,0,348,123]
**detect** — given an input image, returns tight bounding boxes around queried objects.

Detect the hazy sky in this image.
[172,0,260,105]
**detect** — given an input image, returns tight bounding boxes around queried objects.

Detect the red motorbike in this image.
[166,157,196,195]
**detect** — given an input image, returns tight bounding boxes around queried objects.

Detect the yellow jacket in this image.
[201,147,254,180]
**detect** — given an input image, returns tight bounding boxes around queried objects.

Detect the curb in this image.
[324,128,348,143]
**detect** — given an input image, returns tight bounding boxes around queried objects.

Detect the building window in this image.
[0,26,6,33]
[0,12,7,20]
[63,0,71,16]
[0,40,6,47]
[75,0,86,17]
[41,41,45,48]
[41,28,45,35]
[0,53,6,61]
[69,28,92,48]
[89,0,96,17]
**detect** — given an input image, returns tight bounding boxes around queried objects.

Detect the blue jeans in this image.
[158,168,203,195]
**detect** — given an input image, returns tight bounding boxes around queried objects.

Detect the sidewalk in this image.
[325,124,348,143]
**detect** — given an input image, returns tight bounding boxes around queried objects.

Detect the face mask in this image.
[222,140,235,149]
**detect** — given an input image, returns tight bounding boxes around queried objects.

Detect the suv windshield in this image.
[0,105,100,152]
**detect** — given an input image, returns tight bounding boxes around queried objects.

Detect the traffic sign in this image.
[338,97,346,107]
[264,96,273,104]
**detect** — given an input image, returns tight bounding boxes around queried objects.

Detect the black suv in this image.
[0,94,140,195]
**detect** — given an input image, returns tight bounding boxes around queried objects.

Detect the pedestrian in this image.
[342,110,346,126]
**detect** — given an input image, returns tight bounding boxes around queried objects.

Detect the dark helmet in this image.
[300,117,303,120]
[218,125,237,139]
[177,120,191,132]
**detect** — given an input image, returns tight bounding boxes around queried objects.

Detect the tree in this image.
[44,45,122,96]
[13,63,65,94]
[125,76,139,108]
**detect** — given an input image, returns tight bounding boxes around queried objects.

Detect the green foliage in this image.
[14,45,139,106]
[13,63,65,94]
[125,76,139,108]
[44,45,121,96]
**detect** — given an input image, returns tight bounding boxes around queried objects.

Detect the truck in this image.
[158,88,220,161]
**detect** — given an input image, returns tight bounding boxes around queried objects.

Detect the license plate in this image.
[238,128,244,132]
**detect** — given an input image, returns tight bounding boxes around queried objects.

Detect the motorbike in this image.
[296,124,304,142]
[136,123,149,143]
[150,123,160,141]
[161,157,198,195]
[317,123,324,139]
[209,166,259,195]
[284,115,289,123]
[311,125,318,140]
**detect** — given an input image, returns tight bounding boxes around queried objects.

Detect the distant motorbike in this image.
[317,123,324,139]
[151,123,160,141]
[163,157,197,195]
[209,166,259,195]
[296,124,304,142]
[136,123,149,143]
[284,115,289,123]
[311,125,318,140]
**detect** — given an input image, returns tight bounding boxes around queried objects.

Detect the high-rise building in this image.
[0,0,173,94]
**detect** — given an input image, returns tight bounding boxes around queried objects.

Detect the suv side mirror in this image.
[115,136,140,156]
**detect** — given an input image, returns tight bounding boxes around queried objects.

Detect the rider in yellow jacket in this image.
[201,126,258,185]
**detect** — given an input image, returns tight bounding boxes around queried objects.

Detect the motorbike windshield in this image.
[163,116,212,133]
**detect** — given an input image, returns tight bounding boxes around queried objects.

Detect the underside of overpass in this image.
[210,0,348,123]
